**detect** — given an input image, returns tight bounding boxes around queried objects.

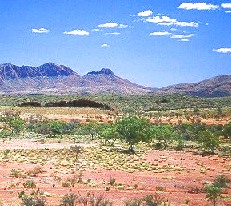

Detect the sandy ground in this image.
[0,140,230,206]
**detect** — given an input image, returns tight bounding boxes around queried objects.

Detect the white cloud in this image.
[146,16,176,24]
[101,44,110,48]
[63,30,89,36]
[179,39,190,42]
[146,15,198,27]
[98,22,128,29]
[170,28,177,31]
[174,21,198,27]
[118,24,128,29]
[104,32,120,35]
[221,3,231,9]
[178,3,219,10]
[32,28,49,33]
[138,10,153,17]
[213,48,231,53]
[98,23,118,28]
[225,10,231,13]
[92,29,100,32]
[171,34,194,39]
[150,31,171,36]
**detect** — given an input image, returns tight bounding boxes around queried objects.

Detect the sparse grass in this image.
[23,180,36,188]
[26,166,44,177]
[10,169,25,178]
[62,181,71,188]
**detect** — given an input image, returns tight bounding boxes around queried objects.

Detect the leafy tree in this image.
[214,175,230,188]
[81,120,99,140]
[151,125,178,149]
[205,184,222,206]
[0,114,25,135]
[223,122,231,140]
[27,120,77,137]
[115,116,151,153]
[98,124,118,145]
[198,130,220,154]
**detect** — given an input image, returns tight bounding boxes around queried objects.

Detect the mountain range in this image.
[0,63,230,97]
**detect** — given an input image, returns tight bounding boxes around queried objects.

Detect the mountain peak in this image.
[0,63,76,80]
[0,63,17,67]
[86,68,114,76]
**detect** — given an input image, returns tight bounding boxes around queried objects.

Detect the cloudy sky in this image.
[0,0,230,87]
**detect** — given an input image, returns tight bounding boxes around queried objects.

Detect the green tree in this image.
[98,124,118,145]
[214,175,230,188]
[151,125,177,149]
[205,184,221,206]
[27,120,76,137]
[115,116,151,153]
[81,120,100,140]
[223,123,231,140]
[198,130,220,154]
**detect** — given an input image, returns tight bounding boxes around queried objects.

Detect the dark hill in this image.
[158,75,231,97]
[0,63,76,80]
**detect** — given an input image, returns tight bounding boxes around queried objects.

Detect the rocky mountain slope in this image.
[0,63,230,97]
[158,75,231,97]
[0,63,153,95]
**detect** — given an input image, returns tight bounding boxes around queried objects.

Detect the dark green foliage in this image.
[125,194,168,206]
[204,175,230,206]
[1,94,231,114]
[80,120,100,140]
[19,190,46,206]
[21,195,45,206]
[98,124,117,145]
[213,175,230,188]
[27,120,77,137]
[151,125,178,149]
[60,193,112,206]
[198,130,220,154]
[223,122,231,140]
[115,116,151,153]
[60,193,77,206]
[205,184,222,206]
[0,110,25,134]
[0,129,11,138]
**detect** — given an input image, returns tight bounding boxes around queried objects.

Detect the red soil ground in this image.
[0,141,230,206]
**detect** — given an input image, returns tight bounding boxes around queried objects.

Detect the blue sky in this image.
[0,0,230,87]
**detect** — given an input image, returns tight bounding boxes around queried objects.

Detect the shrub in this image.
[26,166,44,177]
[77,193,111,206]
[205,184,221,206]
[20,193,45,206]
[10,169,24,178]
[109,177,116,186]
[125,194,169,206]
[124,198,142,206]
[214,175,230,188]
[198,130,220,154]
[23,180,36,188]
[62,181,71,187]
[21,195,45,206]
[60,193,77,206]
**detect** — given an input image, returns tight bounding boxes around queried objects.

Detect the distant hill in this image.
[158,75,231,97]
[0,63,75,80]
[0,63,153,95]
[0,63,230,97]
